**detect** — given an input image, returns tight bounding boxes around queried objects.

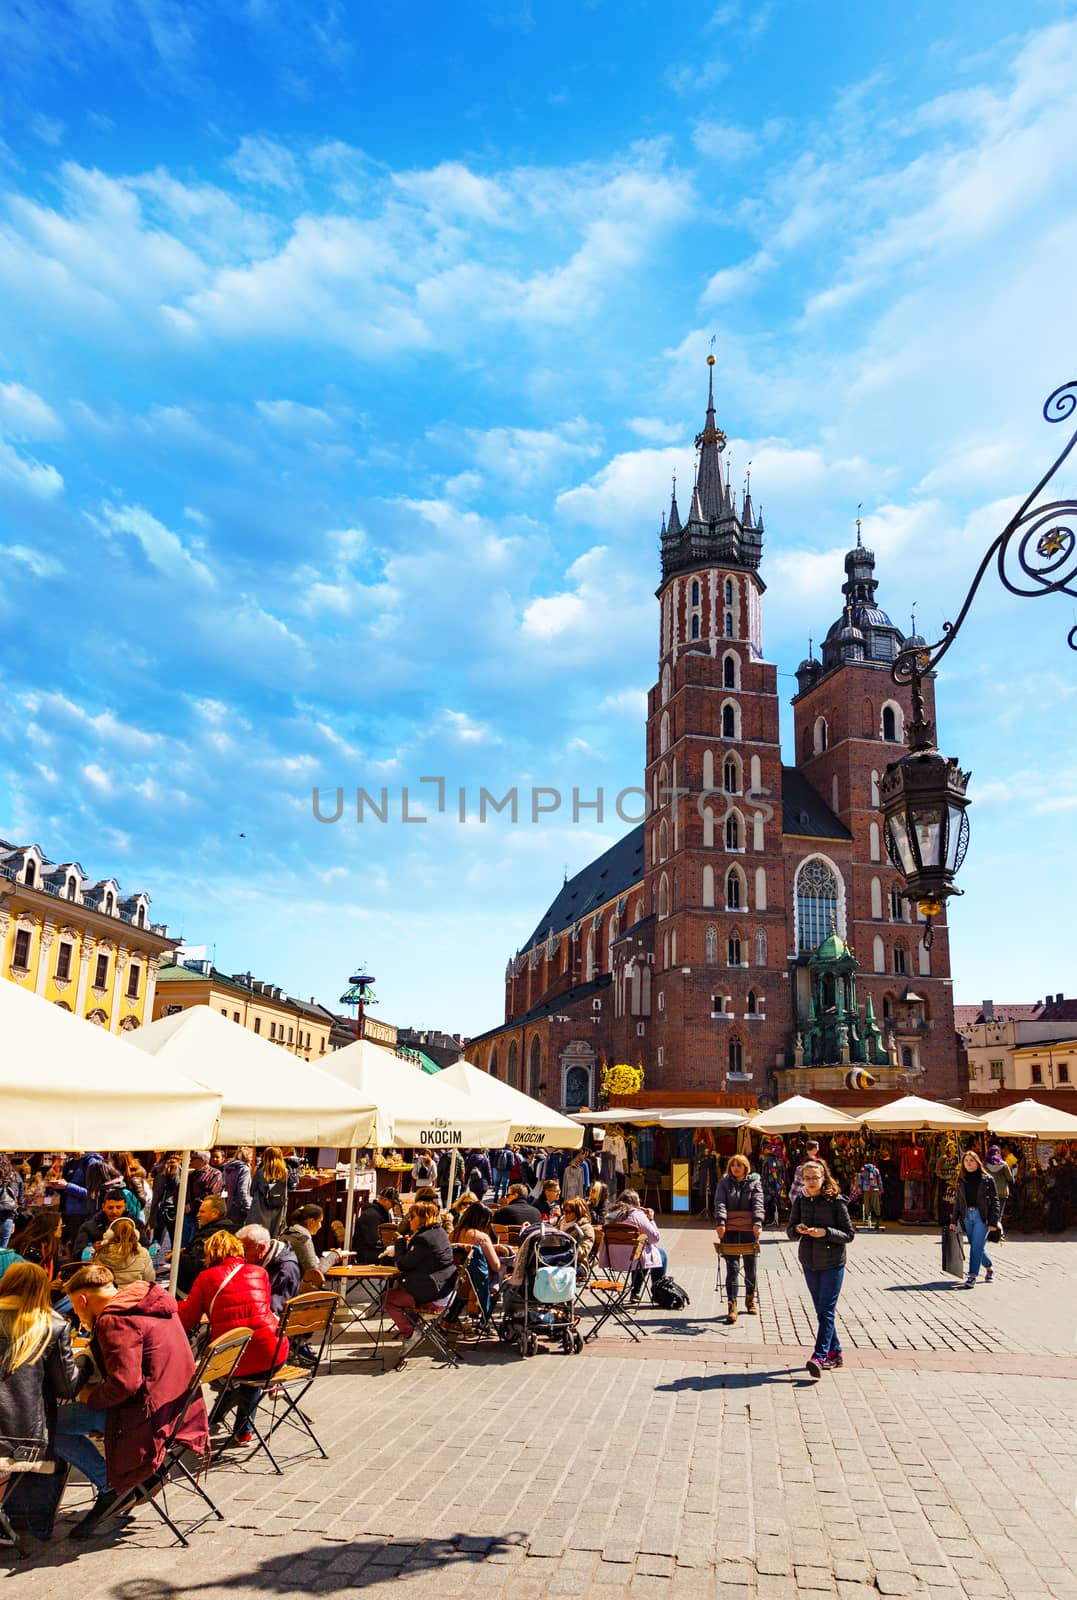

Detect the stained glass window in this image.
[796,857,840,952]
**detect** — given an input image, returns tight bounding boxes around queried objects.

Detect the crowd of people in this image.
[0,1133,1011,1550]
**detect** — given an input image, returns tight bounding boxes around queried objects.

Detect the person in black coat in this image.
[237,1225,302,1314]
[383,1201,456,1339]
[176,1196,229,1294]
[786,1158,854,1380]
[493,1186,542,1228]
[352,1190,401,1264]
[713,1155,765,1321]
[948,1149,1000,1287]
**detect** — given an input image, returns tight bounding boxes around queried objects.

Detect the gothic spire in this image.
[693,354,726,521]
[742,462,754,527]
[667,474,682,536]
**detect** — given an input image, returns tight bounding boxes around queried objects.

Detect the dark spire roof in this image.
[816,513,905,673]
[667,476,682,536]
[694,357,726,521]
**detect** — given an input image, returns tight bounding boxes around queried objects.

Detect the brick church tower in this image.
[639,355,788,1091]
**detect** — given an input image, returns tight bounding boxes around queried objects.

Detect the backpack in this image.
[651,1276,690,1311]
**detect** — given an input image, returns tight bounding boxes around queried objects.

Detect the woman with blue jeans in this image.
[787,1159,854,1380]
[949,1149,999,1287]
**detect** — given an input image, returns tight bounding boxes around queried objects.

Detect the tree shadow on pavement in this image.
[654,1368,809,1392]
[102,1535,530,1595]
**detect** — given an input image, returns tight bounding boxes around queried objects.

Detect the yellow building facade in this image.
[153,962,335,1061]
[0,840,176,1030]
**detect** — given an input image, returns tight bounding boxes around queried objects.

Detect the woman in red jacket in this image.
[177,1230,288,1446]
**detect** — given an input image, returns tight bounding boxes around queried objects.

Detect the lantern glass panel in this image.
[946,804,966,871]
[911,805,943,870]
[887,813,917,875]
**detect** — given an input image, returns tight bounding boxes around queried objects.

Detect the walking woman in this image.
[714,1153,764,1323]
[949,1148,1000,1288]
[786,1159,854,1380]
[248,1147,293,1238]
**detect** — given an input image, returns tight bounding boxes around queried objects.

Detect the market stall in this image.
[852,1095,988,1225]
[569,1107,749,1213]
[984,1099,1077,1231]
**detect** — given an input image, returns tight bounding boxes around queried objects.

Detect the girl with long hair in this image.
[0,1263,82,1493]
[10,1214,63,1282]
[93,1218,156,1288]
[786,1159,854,1380]
[248,1148,292,1238]
[949,1148,1000,1288]
[448,1202,503,1322]
[0,1153,24,1249]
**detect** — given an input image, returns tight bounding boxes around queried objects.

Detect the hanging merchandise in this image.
[758,1134,788,1224]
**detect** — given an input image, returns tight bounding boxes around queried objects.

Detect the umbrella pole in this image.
[446,1147,459,1210]
[343,1150,357,1251]
[168,1150,191,1299]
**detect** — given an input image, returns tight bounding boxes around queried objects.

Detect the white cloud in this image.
[442,709,496,744]
[626,418,684,445]
[228,135,302,192]
[702,249,774,304]
[453,419,600,487]
[24,691,163,752]
[521,592,586,641]
[0,438,63,498]
[555,445,684,533]
[0,544,62,577]
[392,161,512,224]
[599,688,648,717]
[82,763,113,793]
[692,120,761,162]
[0,381,63,439]
[257,399,335,432]
[94,501,216,586]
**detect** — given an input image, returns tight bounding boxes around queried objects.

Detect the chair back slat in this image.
[281,1291,340,1340]
[197,1327,255,1388]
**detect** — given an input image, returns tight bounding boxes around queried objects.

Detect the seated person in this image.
[175,1195,229,1295]
[352,1189,401,1265]
[93,1217,156,1288]
[280,1204,344,1279]
[72,1194,146,1260]
[236,1224,301,1314]
[384,1201,456,1342]
[493,1184,542,1229]
[602,1188,666,1304]
[534,1179,562,1222]
[587,1181,609,1225]
[447,1202,503,1323]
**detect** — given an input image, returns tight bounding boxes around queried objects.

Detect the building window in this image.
[704,925,718,965]
[795,857,841,953]
[12,928,32,970]
[690,613,700,640]
[127,963,141,998]
[725,814,741,850]
[989,1059,1004,1081]
[636,1022,645,1037]
[1030,1063,1042,1085]
[66,875,77,901]
[755,929,767,967]
[94,952,109,989]
[287,1026,294,1043]
[722,704,736,739]
[727,931,742,965]
[658,874,669,919]
[711,994,726,1017]
[746,990,758,1014]
[725,579,733,605]
[691,579,700,606]
[220,1007,228,1017]
[233,1010,241,1023]
[105,892,114,915]
[724,612,734,638]
[726,869,741,910]
[24,859,36,887]
[661,664,670,704]
[660,712,670,754]
[728,1037,743,1074]
[1059,1062,1070,1083]
[723,655,736,689]
[813,716,828,755]
[723,756,739,794]
[883,993,893,1020]
[269,1020,276,1039]
[136,906,145,928]
[659,818,668,861]
[657,991,664,1012]
[657,1047,664,1068]
[55,942,72,982]
[881,702,903,742]
[894,944,907,976]
[901,1047,914,1069]
[254,1016,261,1034]
[889,887,906,921]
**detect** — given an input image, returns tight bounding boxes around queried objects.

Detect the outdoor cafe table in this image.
[325,1264,400,1361]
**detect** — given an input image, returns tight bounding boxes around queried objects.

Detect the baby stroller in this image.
[497,1224,583,1358]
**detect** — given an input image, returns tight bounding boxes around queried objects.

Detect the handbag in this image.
[987,1225,1002,1243]
[941,1227,965,1279]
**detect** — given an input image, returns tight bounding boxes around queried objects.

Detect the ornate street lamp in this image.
[880,380,1077,942]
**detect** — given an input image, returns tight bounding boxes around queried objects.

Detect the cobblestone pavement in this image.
[7,1223,1076,1599]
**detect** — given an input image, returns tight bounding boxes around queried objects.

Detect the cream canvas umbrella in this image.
[857,1095,987,1132]
[985,1099,1077,1139]
[0,977,221,1150]
[437,1059,584,1147]
[749,1096,862,1133]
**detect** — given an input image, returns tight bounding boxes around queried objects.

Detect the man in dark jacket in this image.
[72,1194,148,1259]
[176,1195,229,1294]
[237,1224,301,1313]
[184,1152,223,1232]
[465,1151,492,1199]
[493,1185,542,1228]
[49,1153,106,1240]
[62,1264,208,1540]
[352,1189,401,1264]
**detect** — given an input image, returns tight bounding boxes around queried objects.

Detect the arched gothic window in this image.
[724,579,733,605]
[507,1040,519,1088]
[723,755,739,794]
[726,868,742,910]
[725,813,740,850]
[813,716,828,755]
[723,654,736,688]
[746,989,759,1014]
[727,931,742,965]
[722,703,736,739]
[661,664,671,704]
[754,928,767,967]
[66,875,77,900]
[660,712,670,754]
[659,818,668,861]
[882,701,903,742]
[690,614,700,640]
[795,857,841,952]
[705,925,718,964]
[724,612,734,638]
[894,942,908,976]
[528,1036,542,1097]
[691,579,700,606]
[658,874,669,919]
[728,1037,743,1074]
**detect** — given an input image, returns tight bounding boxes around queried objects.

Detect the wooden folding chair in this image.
[235,1292,339,1475]
[392,1295,461,1371]
[582,1223,648,1343]
[493,1224,522,1249]
[0,1449,53,1560]
[109,1327,254,1546]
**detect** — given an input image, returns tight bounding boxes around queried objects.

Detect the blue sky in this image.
[1,0,1075,1035]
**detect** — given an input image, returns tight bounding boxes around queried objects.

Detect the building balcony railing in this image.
[1,865,168,938]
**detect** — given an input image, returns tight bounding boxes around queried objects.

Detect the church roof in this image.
[522,826,646,953]
[469,974,614,1046]
[781,769,852,841]
[809,931,856,965]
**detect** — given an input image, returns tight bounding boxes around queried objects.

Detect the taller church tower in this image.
[639,358,787,1091]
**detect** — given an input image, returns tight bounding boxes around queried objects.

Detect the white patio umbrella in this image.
[133,1005,378,1293]
[985,1099,1077,1139]
[436,1060,583,1148]
[857,1094,987,1132]
[0,978,221,1150]
[654,1109,750,1129]
[749,1095,862,1134]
